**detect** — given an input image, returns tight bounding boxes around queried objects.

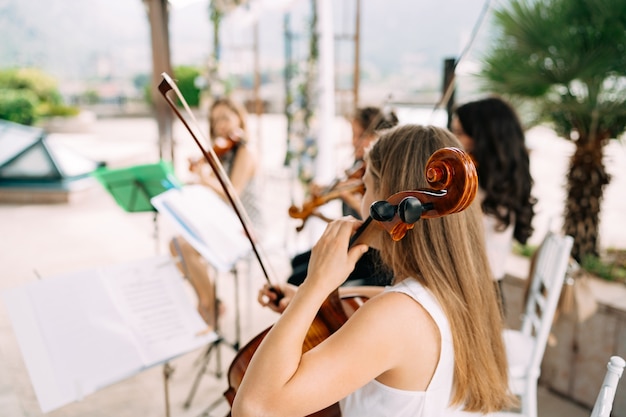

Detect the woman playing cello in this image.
[232,125,515,416]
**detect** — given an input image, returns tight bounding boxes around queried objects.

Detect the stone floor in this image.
[1,114,620,417]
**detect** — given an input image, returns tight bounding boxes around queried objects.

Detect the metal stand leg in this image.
[153,211,160,255]
[184,265,242,411]
[183,336,224,409]
[189,265,243,417]
[163,362,174,417]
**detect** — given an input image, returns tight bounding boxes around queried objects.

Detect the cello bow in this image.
[158,73,280,294]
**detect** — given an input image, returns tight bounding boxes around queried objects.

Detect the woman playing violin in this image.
[318,106,398,217]
[288,106,398,287]
[191,97,260,220]
[169,97,261,328]
[233,125,515,417]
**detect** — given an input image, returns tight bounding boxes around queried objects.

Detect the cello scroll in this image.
[359,146,478,243]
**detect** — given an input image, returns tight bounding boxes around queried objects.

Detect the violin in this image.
[288,180,365,231]
[158,74,477,417]
[188,130,245,171]
[288,160,367,231]
[342,159,366,181]
[213,129,245,157]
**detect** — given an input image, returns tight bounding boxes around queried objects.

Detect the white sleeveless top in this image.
[478,189,515,281]
[339,278,474,417]
[483,214,514,281]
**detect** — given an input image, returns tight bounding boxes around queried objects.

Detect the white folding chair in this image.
[491,232,574,417]
[590,356,625,417]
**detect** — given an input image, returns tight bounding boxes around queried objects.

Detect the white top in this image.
[483,214,514,281]
[339,278,474,417]
[478,188,515,281]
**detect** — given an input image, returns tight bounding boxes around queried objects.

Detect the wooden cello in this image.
[158,73,477,417]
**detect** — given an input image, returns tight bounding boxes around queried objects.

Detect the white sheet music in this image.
[1,256,218,413]
[151,185,252,271]
[102,257,212,364]
[26,270,143,403]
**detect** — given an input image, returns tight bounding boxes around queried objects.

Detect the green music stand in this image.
[93,161,180,212]
[93,161,181,252]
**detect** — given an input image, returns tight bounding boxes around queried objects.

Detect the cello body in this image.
[224,291,366,417]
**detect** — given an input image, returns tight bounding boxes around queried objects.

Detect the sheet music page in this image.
[101,256,218,365]
[151,185,252,271]
[25,269,145,403]
[2,256,218,413]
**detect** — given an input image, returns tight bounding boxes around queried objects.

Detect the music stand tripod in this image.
[170,238,245,413]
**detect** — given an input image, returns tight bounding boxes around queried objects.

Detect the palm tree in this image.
[479,0,626,262]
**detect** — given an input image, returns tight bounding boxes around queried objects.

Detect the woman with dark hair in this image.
[451,96,536,310]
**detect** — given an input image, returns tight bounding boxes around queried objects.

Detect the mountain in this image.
[0,0,494,103]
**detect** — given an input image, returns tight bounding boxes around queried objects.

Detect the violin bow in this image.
[158,72,277,288]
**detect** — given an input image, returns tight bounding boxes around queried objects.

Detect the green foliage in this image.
[512,241,538,258]
[0,89,38,125]
[45,103,80,117]
[581,253,626,284]
[480,0,626,139]
[174,65,202,107]
[0,67,62,105]
[480,0,626,262]
[140,65,200,107]
[140,66,201,108]
[0,67,79,125]
[515,242,626,284]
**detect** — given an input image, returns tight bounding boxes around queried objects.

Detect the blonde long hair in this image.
[367,125,515,412]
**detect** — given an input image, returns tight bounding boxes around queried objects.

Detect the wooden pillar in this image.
[144,0,174,162]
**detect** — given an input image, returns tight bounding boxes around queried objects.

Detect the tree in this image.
[479,0,626,262]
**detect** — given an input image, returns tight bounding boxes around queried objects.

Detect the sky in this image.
[0,0,500,103]
[168,0,498,102]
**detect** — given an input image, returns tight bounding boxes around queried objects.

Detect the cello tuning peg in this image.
[370,200,396,222]
[398,197,424,224]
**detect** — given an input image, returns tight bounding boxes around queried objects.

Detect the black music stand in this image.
[93,161,181,252]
